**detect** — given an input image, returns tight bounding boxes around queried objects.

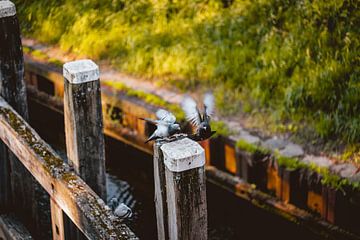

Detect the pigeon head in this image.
[168,123,181,135]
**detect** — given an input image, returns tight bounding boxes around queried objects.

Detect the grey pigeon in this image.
[181,92,216,141]
[140,109,181,143]
[109,197,133,218]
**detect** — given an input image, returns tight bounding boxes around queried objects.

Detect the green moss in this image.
[22,46,32,54]
[276,155,306,170]
[102,80,185,121]
[62,172,77,182]
[210,120,231,137]
[48,58,64,68]
[236,139,270,155]
[31,49,48,60]
[234,138,360,191]
[0,108,63,173]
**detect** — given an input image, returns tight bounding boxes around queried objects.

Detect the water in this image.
[27,99,324,240]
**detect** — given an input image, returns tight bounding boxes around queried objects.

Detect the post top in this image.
[161,138,205,172]
[63,59,99,84]
[0,1,16,18]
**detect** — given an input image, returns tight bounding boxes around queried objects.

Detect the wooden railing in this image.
[0,96,137,239]
[0,2,137,239]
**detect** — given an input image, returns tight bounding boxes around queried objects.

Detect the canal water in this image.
[28,99,324,240]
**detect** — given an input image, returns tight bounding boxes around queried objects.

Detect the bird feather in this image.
[156,109,176,124]
[203,92,215,117]
[181,96,201,127]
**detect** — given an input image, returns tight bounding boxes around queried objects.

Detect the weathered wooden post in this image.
[0,1,44,237]
[63,59,107,239]
[154,138,208,240]
[63,59,106,199]
[153,141,170,240]
[0,0,24,213]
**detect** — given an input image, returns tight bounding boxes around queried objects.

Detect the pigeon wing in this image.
[203,92,215,117]
[140,117,170,126]
[155,123,170,137]
[181,96,201,127]
[156,109,176,124]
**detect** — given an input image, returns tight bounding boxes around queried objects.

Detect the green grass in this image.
[14,0,360,145]
[237,139,271,155]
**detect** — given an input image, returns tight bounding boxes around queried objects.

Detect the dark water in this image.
[27,99,323,240]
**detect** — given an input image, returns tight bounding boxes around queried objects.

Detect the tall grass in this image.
[15,0,360,143]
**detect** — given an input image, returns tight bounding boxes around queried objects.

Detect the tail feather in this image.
[145,133,158,143]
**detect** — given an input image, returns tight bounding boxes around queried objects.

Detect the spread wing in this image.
[203,92,215,117]
[181,96,201,127]
[156,109,176,124]
[140,117,170,126]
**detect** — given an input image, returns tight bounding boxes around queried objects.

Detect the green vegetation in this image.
[102,80,185,120]
[210,120,231,136]
[235,139,359,190]
[276,155,306,170]
[236,139,270,155]
[14,0,360,145]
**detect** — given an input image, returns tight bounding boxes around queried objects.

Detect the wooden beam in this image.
[0,97,138,239]
[160,138,207,240]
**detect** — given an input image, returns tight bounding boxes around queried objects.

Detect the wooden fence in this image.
[0,2,209,239]
[0,2,137,239]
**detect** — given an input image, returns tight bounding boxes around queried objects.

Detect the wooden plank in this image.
[161,138,207,240]
[50,199,65,240]
[63,59,106,200]
[0,97,137,240]
[0,214,33,240]
[225,144,236,174]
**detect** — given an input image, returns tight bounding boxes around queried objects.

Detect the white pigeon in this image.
[140,109,181,143]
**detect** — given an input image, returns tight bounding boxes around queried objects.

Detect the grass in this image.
[14,0,360,147]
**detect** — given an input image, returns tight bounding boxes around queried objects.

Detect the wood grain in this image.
[0,97,137,240]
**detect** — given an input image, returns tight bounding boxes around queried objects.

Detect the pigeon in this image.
[181,92,216,141]
[140,109,181,143]
[109,197,133,219]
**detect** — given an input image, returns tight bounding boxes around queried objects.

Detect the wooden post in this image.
[63,60,107,239]
[63,59,106,199]
[156,138,207,240]
[0,0,23,213]
[0,2,45,238]
[153,140,169,240]
[50,199,65,240]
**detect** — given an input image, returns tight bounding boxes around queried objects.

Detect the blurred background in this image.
[15,0,360,153]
